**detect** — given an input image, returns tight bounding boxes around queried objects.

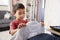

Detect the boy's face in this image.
[15,9,25,19]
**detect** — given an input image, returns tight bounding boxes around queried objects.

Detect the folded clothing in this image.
[50,26,60,32]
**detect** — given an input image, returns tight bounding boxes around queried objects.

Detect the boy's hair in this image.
[13,3,25,14]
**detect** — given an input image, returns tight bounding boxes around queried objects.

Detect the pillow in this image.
[4,12,11,19]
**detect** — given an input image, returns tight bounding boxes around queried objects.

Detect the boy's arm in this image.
[10,21,19,36]
[10,28,19,36]
[10,22,26,36]
[41,22,44,27]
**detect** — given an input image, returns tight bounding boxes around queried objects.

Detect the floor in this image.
[0,30,12,40]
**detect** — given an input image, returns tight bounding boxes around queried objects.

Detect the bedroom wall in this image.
[45,0,60,33]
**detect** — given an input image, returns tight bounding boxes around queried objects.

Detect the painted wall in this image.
[45,0,60,33]
[0,0,9,5]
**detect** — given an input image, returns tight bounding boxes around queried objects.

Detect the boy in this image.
[9,3,28,36]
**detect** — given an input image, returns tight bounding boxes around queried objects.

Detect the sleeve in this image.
[25,19,28,23]
[10,21,16,30]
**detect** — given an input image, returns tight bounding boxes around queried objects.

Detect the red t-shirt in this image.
[10,19,28,30]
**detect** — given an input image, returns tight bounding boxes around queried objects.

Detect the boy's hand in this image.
[41,22,44,27]
[18,23,26,29]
